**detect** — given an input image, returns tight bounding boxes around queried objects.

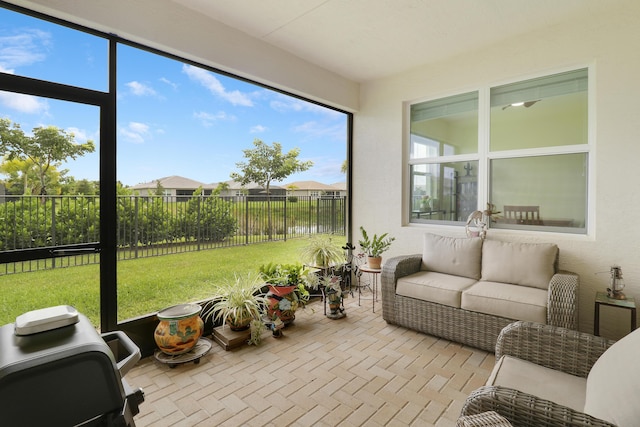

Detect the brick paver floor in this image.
[128,291,495,426]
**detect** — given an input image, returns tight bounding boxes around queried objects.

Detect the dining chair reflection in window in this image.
[503,205,542,225]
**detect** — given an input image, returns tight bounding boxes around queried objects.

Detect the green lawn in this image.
[0,236,347,327]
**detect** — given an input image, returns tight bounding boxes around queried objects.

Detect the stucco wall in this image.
[354,5,640,338]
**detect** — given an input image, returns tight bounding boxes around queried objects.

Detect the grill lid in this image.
[14,305,79,336]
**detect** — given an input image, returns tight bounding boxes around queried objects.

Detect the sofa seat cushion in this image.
[487,355,587,412]
[461,281,547,323]
[584,326,640,426]
[422,233,483,280]
[481,240,557,289]
[397,271,477,308]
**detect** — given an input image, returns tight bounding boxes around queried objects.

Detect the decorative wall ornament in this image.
[465,203,501,239]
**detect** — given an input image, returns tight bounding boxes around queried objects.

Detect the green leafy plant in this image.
[248,318,267,346]
[300,235,345,268]
[358,226,395,257]
[258,262,310,288]
[203,273,267,330]
[306,273,342,295]
[258,262,311,314]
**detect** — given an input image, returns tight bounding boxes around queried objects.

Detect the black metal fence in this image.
[0,194,346,274]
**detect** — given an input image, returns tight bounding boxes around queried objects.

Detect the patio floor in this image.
[128,290,495,426]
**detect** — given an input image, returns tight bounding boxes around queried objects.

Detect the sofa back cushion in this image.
[481,240,557,289]
[422,233,483,280]
[584,327,640,425]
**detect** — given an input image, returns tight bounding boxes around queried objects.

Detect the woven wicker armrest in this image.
[381,254,421,324]
[547,270,579,329]
[461,386,616,427]
[381,254,422,283]
[456,411,513,426]
[496,321,615,378]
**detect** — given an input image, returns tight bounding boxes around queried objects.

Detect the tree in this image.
[0,157,34,194]
[0,157,66,195]
[59,177,99,195]
[153,180,165,196]
[341,159,348,174]
[213,181,229,196]
[0,118,95,196]
[230,139,313,239]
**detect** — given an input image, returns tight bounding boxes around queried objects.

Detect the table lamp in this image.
[607,265,626,300]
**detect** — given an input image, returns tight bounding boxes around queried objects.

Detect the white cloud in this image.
[194,111,236,127]
[66,127,90,143]
[250,125,267,133]
[270,94,341,118]
[0,29,51,71]
[129,122,150,134]
[159,77,178,90]
[120,121,150,144]
[311,157,344,178]
[126,81,157,97]
[182,64,253,106]
[0,91,48,114]
[293,121,345,141]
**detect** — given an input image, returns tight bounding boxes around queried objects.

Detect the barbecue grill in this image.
[0,305,145,426]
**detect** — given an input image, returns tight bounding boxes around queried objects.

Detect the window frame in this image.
[405,66,594,235]
[0,3,355,352]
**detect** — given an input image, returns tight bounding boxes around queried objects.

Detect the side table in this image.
[594,291,636,336]
[358,265,381,312]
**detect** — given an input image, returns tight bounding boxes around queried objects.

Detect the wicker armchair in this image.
[456,411,513,426]
[460,321,619,427]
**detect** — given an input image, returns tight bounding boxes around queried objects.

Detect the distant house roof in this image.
[330,182,347,191]
[130,175,217,190]
[223,180,284,191]
[284,180,341,191]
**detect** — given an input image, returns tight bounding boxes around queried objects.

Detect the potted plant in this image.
[258,262,311,326]
[358,226,395,269]
[419,195,431,212]
[202,273,267,332]
[306,273,346,319]
[300,235,345,270]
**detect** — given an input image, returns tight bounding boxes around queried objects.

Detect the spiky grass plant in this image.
[203,273,267,330]
[300,235,345,268]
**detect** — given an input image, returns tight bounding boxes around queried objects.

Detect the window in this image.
[408,68,589,233]
[409,92,479,223]
[1,5,351,335]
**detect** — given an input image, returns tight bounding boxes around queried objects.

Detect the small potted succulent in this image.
[358,226,395,269]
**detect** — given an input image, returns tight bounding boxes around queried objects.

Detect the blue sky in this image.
[0,7,348,187]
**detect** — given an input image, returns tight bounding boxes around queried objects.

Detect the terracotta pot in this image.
[367,256,382,269]
[154,303,204,355]
[265,285,298,325]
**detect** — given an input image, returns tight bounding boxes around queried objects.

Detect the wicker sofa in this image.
[380,233,578,352]
[460,321,637,426]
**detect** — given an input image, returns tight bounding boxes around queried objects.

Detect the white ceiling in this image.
[171,0,627,83]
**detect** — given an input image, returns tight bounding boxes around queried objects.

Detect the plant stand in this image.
[212,325,251,351]
[154,337,212,367]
